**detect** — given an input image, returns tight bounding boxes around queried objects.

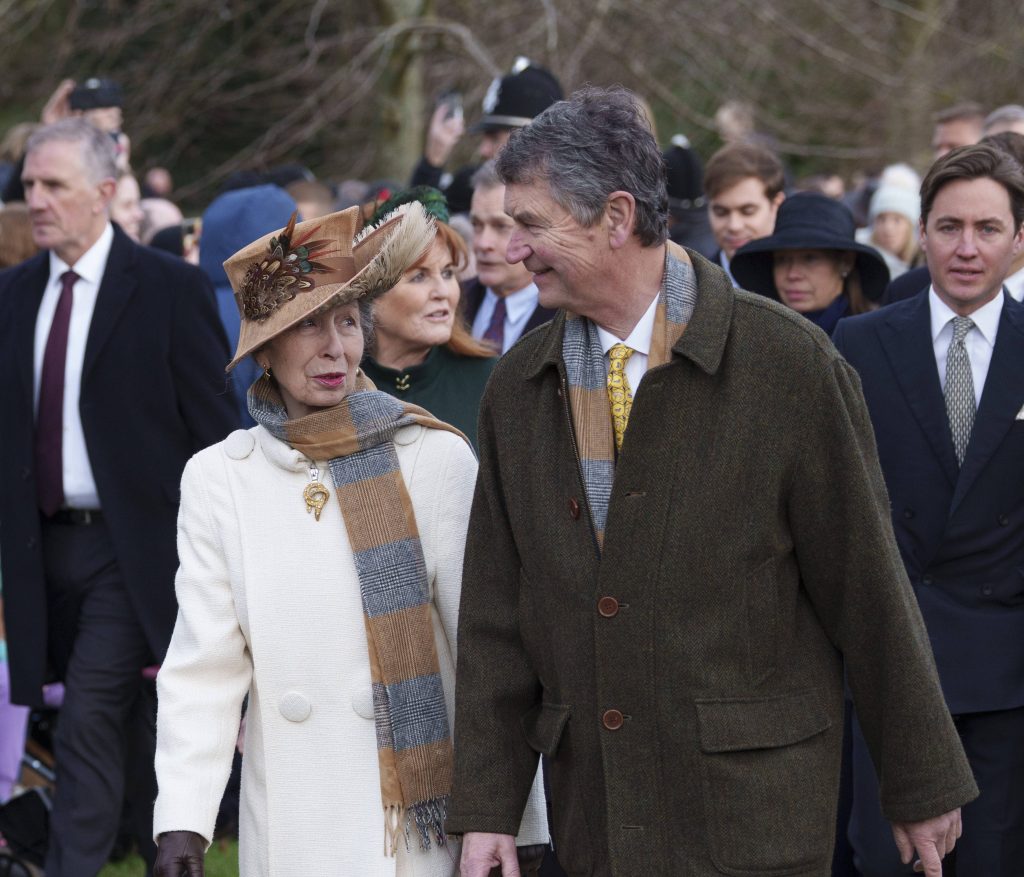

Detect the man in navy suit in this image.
[833,143,1024,875]
[463,161,556,353]
[0,119,234,875]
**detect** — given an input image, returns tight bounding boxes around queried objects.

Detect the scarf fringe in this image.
[410,795,450,851]
[384,803,404,857]
[383,797,450,856]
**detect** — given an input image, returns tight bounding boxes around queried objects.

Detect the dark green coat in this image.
[447,249,977,876]
[362,345,496,451]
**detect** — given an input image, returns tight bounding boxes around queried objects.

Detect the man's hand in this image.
[41,79,75,124]
[891,808,962,876]
[424,102,465,168]
[460,831,519,877]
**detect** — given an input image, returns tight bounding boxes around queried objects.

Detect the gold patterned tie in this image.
[607,343,635,451]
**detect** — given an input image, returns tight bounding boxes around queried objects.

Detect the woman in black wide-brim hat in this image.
[731,191,891,335]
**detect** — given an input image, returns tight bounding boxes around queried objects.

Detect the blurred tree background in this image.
[1,0,1021,209]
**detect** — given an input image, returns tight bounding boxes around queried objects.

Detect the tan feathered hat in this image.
[223,202,435,371]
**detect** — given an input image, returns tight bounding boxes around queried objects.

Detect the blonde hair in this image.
[869,214,918,265]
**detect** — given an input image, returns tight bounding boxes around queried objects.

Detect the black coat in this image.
[833,290,1024,713]
[461,277,557,343]
[883,265,930,305]
[0,226,236,706]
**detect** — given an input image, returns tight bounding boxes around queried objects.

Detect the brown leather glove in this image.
[153,830,206,877]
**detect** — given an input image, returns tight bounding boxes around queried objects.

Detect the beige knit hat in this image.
[223,202,434,371]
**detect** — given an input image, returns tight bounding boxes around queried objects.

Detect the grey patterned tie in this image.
[944,316,976,466]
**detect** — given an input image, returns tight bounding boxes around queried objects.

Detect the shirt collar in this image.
[596,289,660,356]
[486,282,539,324]
[49,222,114,286]
[1004,265,1024,303]
[929,285,1003,347]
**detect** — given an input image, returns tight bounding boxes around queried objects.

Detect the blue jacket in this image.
[833,290,1024,713]
[200,184,298,426]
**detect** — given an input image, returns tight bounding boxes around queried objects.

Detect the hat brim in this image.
[730,232,891,302]
[468,115,531,134]
[225,203,435,371]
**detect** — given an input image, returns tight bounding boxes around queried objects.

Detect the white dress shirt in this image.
[1004,265,1024,303]
[471,282,540,354]
[718,250,740,288]
[33,223,114,509]
[596,290,661,395]
[929,286,1002,402]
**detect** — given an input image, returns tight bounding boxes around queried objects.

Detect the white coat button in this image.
[393,425,422,446]
[352,684,375,720]
[224,430,255,460]
[279,691,311,722]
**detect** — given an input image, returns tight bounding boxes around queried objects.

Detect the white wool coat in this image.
[154,424,548,875]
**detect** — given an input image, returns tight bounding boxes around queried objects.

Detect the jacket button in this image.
[982,586,993,596]
[26,537,37,549]
[998,514,1009,526]
[903,509,914,519]
[20,466,31,480]
[922,575,934,586]
[597,597,620,618]
[602,709,624,731]
[569,498,580,520]
[279,691,312,723]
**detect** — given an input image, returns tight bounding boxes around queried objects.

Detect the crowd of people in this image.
[0,58,1022,877]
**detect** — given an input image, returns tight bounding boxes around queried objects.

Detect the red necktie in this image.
[35,270,78,516]
[482,295,507,351]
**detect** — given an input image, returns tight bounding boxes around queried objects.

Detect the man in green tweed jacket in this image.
[447,86,978,877]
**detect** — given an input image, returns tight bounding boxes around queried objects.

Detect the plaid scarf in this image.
[562,248,698,547]
[249,373,468,853]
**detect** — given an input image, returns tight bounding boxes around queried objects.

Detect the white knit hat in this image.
[869,184,920,226]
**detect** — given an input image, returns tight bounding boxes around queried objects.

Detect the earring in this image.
[262,364,272,378]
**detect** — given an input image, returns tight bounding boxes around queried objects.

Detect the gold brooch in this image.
[304,466,329,521]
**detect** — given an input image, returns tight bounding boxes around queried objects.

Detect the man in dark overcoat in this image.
[447,87,978,877]
[0,119,234,876]
[834,143,1024,875]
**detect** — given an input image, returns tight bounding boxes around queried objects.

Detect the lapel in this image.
[82,226,138,382]
[879,292,960,489]
[524,302,557,334]
[461,277,486,323]
[950,295,1024,514]
[12,254,51,405]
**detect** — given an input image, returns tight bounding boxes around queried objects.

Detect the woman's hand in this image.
[154,830,206,877]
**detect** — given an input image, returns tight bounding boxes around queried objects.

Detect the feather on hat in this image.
[223,202,435,371]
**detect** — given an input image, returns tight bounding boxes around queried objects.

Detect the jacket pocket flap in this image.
[695,689,830,753]
[521,701,572,758]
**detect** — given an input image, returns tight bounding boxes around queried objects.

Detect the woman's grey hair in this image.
[26,119,118,184]
[358,296,375,353]
[495,86,669,247]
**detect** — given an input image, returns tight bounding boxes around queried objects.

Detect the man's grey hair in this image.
[471,160,503,193]
[495,86,669,247]
[984,104,1024,134]
[26,118,118,184]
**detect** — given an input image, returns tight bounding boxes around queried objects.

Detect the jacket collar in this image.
[256,424,312,472]
[524,243,734,380]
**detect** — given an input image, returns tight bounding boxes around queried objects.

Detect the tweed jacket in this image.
[447,247,977,876]
[154,424,547,876]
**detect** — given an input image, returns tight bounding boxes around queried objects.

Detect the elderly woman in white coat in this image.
[152,204,547,876]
